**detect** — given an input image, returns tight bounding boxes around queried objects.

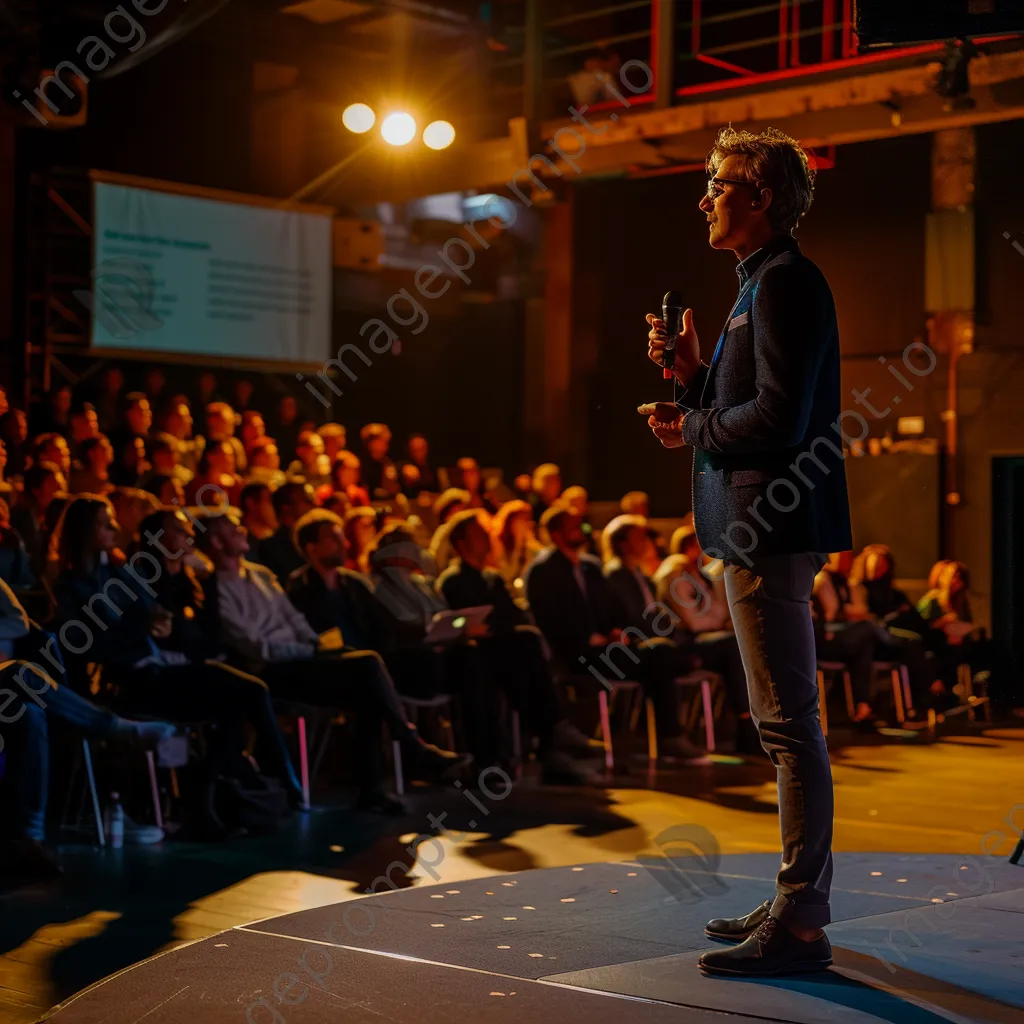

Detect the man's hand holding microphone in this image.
[638,302,702,448]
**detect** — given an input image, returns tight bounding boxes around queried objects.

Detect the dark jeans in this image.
[261,650,416,794]
[2,692,48,842]
[0,659,137,842]
[113,660,302,796]
[724,552,833,930]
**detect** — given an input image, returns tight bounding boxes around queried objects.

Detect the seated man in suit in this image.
[524,506,705,760]
[601,514,666,632]
[286,510,504,767]
[437,510,601,782]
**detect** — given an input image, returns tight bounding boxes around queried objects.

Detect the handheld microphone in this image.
[662,290,684,380]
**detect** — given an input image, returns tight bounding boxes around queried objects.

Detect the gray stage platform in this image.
[41,854,1024,1023]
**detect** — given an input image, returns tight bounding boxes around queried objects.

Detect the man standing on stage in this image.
[639,127,852,977]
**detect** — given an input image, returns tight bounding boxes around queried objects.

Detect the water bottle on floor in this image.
[105,793,125,849]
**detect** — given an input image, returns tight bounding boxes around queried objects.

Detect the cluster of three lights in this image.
[342,104,455,150]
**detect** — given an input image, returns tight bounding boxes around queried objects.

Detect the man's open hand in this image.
[638,402,687,448]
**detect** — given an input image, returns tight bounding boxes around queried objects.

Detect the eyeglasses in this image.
[706,176,761,200]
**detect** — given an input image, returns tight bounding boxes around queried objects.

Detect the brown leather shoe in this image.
[704,898,772,941]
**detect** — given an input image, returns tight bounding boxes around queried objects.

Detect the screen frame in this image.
[87,169,336,372]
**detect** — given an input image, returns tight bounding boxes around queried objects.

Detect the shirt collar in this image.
[735,233,799,286]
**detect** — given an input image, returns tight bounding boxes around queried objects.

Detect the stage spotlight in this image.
[423,120,455,150]
[342,103,375,133]
[381,112,416,146]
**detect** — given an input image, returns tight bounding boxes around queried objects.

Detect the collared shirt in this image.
[735,233,799,286]
[709,234,800,374]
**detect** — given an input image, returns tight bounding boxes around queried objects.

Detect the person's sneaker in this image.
[550,719,605,757]
[705,899,772,941]
[699,916,832,977]
[354,790,407,816]
[122,813,164,845]
[659,735,713,765]
[541,750,598,786]
[407,742,473,783]
[0,838,63,883]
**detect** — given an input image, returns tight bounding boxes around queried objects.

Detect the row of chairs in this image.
[816,659,992,736]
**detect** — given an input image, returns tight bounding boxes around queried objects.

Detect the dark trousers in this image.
[478,626,563,747]
[584,635,684,738]
[0,660,137,842]
[875,627,935,706]
[724,552,833,930]
[693,631,750,717]
[814,620,877,705]
[385,643,504,765]
[261,650,415,794]
[1,688,48,842]
[115,661,302,796]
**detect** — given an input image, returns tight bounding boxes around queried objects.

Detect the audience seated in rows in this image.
[525,506,705,761]
[194,508,469,815]
[0,370,1008,885]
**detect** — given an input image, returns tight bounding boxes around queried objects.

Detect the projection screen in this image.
[90,174,333,368]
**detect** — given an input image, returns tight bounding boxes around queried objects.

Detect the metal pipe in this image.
[823,0,836,62]
[779,0,789,69]
[790,0,801,66]
[671,39,946,97]
[696,53,754,75]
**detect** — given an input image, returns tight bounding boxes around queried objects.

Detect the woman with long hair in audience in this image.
[332,452,370,508]
[917,560,991,693]
[50,497,304,836]
[490,500,542,590]
[847,543,948,709]
[848,544,928,636]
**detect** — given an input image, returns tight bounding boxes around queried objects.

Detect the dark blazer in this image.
[603,558,656,633]
[286,564,397,652]
[250,526,306,585]
[435,560,526,635]
[523,547,617,662]
[676,233,852,559]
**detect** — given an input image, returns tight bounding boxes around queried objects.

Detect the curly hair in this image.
[706,126,816,233]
